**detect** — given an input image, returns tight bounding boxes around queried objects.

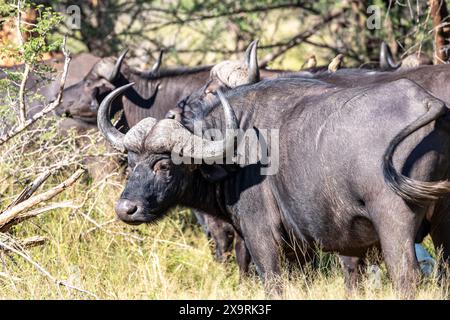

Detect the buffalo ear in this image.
[199,164,228,182]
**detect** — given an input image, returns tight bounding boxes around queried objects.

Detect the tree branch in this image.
[0,36,71,146]
[16,0,29,124]
[6,170,52,210]
[259,8,347,67]
[17,63,30,124]
[0,169,84,229]
[0,201,78,233]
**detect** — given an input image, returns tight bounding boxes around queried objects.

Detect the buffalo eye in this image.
[153,159,171,174]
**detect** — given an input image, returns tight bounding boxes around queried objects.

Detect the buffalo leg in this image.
[193,210,235,262]
[240,221,283,296]
[339,255,365,293]
[431,210,450,271]
[234,232,251,277]
[205,215,235,263]
[370,200,421,298]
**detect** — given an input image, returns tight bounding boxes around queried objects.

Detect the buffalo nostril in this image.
[115,199,138,216]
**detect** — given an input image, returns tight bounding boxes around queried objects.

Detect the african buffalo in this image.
[167,40,292,275]
[171,45,440,287]
[60,50,212,128]
[99,75,450,296]
[0,53,100,134]
[280,63,450,290]
[62,44,269,271]
[0,53,99,113]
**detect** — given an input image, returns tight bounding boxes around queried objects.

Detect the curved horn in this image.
[215,89,239,154]
[182,89,238,161]
[150,50,164,74]
[108,49,128,82]
[245,40,260,84]
[380,42,401,70]
[97,83,134,152]
[150,89,238,161]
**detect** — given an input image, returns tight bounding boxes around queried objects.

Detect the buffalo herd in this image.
[4,40,450,297]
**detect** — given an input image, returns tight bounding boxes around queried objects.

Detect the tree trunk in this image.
[430,0,450,64]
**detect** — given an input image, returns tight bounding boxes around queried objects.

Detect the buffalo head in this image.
[60,50,163,123]
[98,84,238,224]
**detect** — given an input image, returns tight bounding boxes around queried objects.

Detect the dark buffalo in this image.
[0,53,100,112]
[99,75,450,296]
[0,53,100,134]
[278,63,450,290]
[62,44,268,271]
[166,40,289,275]
[60,50,212,129]
[170,46,439,287]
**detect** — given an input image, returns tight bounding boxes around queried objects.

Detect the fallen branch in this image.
[18,235,47,248]
[0,169,85,229]
[0,201,79,232]
[6,170,52,210]
[0,236,47,251]
[0,36,71,146]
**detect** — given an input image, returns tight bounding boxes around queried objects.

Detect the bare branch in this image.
[15,0,29,124]
[0,36,71,146]
[15,0,25,47]
[0,201,79,233]
[17,236,46,249]
[259,8,347,67]
[17,63,30,124]
[105,2,319,40]
[0,169,84,229]
[6,170,52,210]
